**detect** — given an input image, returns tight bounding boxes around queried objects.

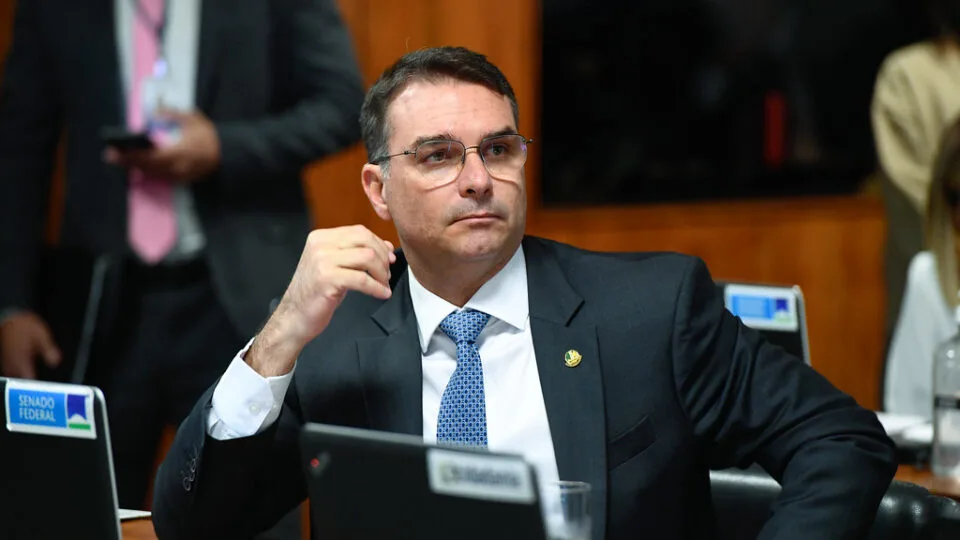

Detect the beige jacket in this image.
[871,41,960,212]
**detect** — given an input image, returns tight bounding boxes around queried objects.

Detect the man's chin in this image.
[450,231,518,262]
[454,242,498,261]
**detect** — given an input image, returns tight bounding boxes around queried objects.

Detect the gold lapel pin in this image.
[564,349,582,368]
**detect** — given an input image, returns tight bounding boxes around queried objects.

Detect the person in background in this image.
[0,0,364,532]
[885,116,960,419]
[871,0,960,356]
[153,46,896,540]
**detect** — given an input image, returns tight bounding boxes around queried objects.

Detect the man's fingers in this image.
[333,267,393,300]
[108,148,154,164]
[132,146,177,169]
[329,247,392,285]
[2,349,37,379]
[103,146,179,174]
[36,328,62,368]
[12,358,37,379]
[155,107,192,123]
[340,225,394,269]
[383,240,397,263]
[309,226,394,272]
[104,147,122,163]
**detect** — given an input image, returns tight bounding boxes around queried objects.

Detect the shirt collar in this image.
[407,246,529,353]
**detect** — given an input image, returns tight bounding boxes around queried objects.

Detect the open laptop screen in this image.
[0,377,121,540]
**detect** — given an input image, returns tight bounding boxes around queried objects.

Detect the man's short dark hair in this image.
[359,46,520,170]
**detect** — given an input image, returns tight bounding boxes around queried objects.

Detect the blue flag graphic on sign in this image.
[66,393,91,430]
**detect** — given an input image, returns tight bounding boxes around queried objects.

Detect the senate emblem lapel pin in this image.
[564,349,582,368]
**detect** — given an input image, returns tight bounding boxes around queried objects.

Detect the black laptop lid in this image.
[0,377,120,540]
[300,423,547,540]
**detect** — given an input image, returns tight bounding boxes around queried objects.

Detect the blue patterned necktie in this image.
[436,309,491,447]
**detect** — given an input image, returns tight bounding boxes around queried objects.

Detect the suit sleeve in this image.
[213,0,365,186]
[151,381,308,540]
[671,258,898,539]
[0,1,62,310]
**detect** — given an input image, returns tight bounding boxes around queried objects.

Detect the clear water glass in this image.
[542,480,591,540]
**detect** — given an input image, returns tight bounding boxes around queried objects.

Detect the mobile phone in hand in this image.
[100,126,155,151]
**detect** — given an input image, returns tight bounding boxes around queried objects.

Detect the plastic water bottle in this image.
[932,304,960,478]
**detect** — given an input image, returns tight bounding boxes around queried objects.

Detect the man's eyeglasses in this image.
[369,134,532,185]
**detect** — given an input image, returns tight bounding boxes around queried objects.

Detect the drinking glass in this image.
[541,480,591,540]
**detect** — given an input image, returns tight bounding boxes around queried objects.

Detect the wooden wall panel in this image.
[0,0,889,409]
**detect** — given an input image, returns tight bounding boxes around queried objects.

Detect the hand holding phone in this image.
[100,110,221,183]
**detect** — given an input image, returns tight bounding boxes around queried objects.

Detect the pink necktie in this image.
[127,0,176,264]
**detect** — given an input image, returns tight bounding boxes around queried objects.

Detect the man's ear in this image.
[362,164,392,221]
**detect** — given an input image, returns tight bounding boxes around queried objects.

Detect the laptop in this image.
[0,377,122,540]
[300,423,548,540]
[717,281,811,364]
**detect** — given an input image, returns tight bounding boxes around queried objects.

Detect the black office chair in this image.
[710,467,960,540]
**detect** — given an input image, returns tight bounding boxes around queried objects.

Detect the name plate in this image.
[427,448,535,504]
[724,284,799,332]
[5,380,96,439]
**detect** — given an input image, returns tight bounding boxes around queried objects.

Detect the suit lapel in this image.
[357,270,424,437]
[195,0,221,110]
[524,238,608,540]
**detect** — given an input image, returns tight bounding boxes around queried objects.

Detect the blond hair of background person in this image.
[871,0,960,350]
[873,0,960,214]
[884,116,960,419]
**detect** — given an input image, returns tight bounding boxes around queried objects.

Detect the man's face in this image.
[368,80,527,266]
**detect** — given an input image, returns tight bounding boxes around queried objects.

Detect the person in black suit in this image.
[152,46,897,539]
[0,0,364,517]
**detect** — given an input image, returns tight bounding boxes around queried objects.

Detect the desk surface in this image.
[121,466,960,539]
[894,465,960,500]
[122,519,157,540]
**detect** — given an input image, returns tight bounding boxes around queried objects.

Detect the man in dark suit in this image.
[0,0,364,517]
[152,46,897,539]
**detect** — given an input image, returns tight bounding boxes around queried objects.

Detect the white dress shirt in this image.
[207,246,562,495]
[115,0,206,261]
[885,251,957,419]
